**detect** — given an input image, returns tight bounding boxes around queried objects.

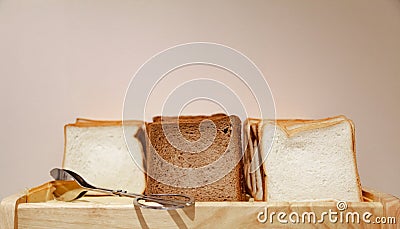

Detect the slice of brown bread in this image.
[145,114,246,201]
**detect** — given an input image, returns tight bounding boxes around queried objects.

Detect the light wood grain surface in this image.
[0,192,26,229]
[1,182,399,229]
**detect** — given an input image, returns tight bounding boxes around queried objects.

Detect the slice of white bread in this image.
[244,116,363,202]
[63,119,146,193]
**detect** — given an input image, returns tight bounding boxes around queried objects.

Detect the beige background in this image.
[0,0,399,200]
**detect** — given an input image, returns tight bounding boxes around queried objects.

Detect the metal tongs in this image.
[50,168,194,210]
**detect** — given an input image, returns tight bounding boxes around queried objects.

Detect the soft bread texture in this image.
[244,116,363,202]
[145,114,246,201]
[63,119,146,193]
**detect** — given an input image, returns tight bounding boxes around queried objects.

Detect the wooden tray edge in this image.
[2,182,399,229]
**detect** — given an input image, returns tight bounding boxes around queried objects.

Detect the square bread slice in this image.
[63,119,146,193]
[145,114,246,201]
[244,116,363,202]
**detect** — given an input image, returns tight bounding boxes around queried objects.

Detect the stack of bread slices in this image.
[244,116,362,202]
[62,114,362,202]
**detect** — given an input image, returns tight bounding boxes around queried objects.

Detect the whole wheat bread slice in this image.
[145,114,246,201]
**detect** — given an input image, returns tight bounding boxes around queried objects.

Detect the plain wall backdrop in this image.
[0,0,399,200]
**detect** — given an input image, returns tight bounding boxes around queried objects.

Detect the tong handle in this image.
[111,190,193,210]
[84,188,194,210]
[133,193,195,210]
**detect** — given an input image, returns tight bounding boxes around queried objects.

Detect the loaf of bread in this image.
[145,114,246,201]
[63,119,146,193]
[244,116,363,202]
